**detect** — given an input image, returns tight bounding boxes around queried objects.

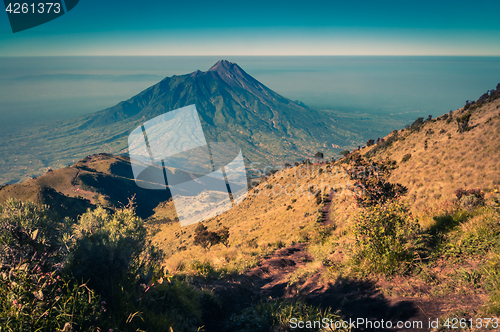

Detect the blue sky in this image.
[1,0,500,56]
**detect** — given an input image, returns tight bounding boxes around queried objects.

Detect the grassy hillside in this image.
[148,85,500,329]
[0,153,170,219]
[361,95,500,213]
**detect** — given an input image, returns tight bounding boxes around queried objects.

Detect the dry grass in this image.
[151,164,352,274]
[361,98,500,215]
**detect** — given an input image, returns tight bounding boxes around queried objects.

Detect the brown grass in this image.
[360,98,500,216]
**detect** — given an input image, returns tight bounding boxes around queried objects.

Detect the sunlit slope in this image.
[0,154,170,219]
[360,95,500,210]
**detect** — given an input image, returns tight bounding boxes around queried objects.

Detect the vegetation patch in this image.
[351,202,424,275]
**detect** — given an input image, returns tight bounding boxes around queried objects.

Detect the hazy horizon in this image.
[1,55,499,134]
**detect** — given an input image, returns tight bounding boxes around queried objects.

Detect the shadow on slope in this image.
[198,243,419,332]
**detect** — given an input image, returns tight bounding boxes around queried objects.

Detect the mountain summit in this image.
[207,60,272,98]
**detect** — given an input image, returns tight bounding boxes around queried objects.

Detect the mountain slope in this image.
[360,90,500,212]
[0,154,170,219]
[148,85,500,328]
[2,83,499,330]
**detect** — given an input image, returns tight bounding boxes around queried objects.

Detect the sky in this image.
[0,0,500,56]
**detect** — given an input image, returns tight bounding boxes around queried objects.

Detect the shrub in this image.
[340,150,350,157]
[132,276,207,331]
[409,117,424,132]
[439,207,500,259]
[455,188,485,209]
[365,132,400,156]
[456,113,472,133]
[62,206,173,331]
[65,206,163,298]
[352,202,423,275]
[401,154,412,163]
[193,224,230,249]
[0,199,103,331]
[0,200,209,331]
[0,199,67,270]
[355,177,408,208]
[345,154,406,207]
[226,299,348,332]
[483,253,500,315]
[0,264,102,332]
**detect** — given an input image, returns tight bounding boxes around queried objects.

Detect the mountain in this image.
[2,83,499,329]
[0,60,395,185]
[77,60,347,164]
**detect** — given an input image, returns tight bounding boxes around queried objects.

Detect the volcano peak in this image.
[208,60,238,72]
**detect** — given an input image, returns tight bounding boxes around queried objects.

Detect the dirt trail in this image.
[200,243,312,331]
[200,238,481,332]
[318,190,335,225]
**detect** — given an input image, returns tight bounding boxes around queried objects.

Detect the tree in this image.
[194,224,230,249]
[409,117,424,132]
[456,113,472,133]
[340,150,350,157]
[314,152,324,159]
[366,139,375,147]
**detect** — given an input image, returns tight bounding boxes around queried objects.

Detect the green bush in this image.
[352,202,424,275]
[226,299,348,332]
[130,275,208,331]
[0,199,209,331]
[456,113,472,133]
[0,199,68,270]
[354,177,408,208]
[0,264,102,332]
[408,117,424,132]
[483,253,500,315]
[401,154,412,163]
[0,199,103,331]
[439,207,500,259]
[65,206,164,300]
[340,150,350,157]
[455,188,485,209]
[345,154,406,207]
